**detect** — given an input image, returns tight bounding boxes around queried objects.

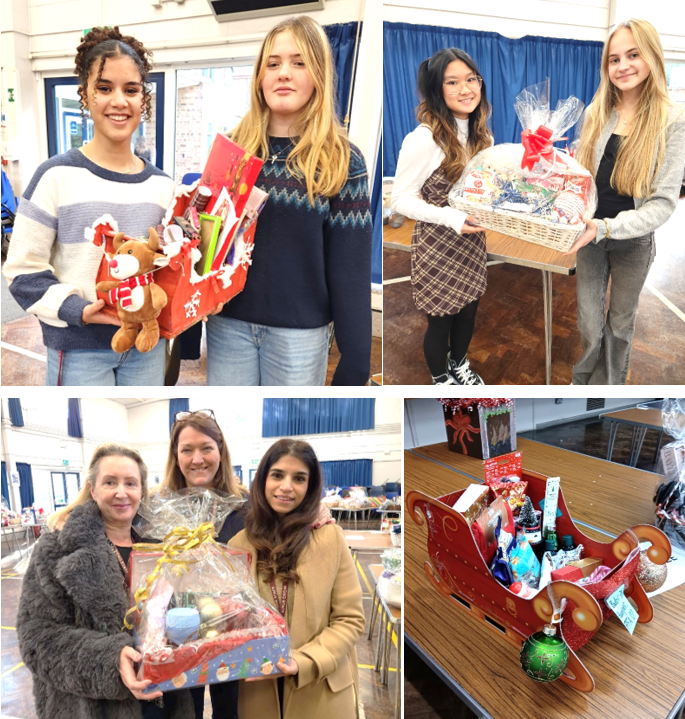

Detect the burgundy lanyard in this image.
[270,579,289,617]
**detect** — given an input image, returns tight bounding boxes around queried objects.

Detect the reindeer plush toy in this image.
[96,227,169,353]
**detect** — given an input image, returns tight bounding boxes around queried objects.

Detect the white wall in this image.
[1,397,401,514]
[404,397,658,449]
[2,0,382,194]
[384,0,685,57]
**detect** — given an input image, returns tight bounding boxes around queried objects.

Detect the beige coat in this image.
[230,523,365,719]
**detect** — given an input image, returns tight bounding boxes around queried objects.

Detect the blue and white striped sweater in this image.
[3,149,175,351]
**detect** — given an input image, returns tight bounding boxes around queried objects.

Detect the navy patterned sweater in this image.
[222,137,373,386]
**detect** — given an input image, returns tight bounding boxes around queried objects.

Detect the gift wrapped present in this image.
[321,487,342,509]
[128,489,290,693]
[439,399,516,459]
[449,79,597,253]
[91,134,265,343]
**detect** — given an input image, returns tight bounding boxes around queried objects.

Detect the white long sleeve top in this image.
[390,118,470,233]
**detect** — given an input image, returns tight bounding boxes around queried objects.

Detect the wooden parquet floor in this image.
[383,198,685,385]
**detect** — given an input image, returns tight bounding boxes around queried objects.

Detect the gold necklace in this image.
[81,146,140,174]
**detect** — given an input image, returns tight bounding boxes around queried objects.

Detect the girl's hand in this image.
[460,215,487,234]
[82,299,122,326]
[119,646,162,700]
[244,657,299,682]
[563,219,598,255]
[202,303,225,322]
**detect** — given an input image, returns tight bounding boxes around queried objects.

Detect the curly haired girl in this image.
[4,27,174,386]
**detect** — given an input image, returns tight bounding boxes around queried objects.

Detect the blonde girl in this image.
[206,16,373,386]
[567,18,685,384]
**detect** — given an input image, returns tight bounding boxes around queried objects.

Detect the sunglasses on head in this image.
[173,409,217,424]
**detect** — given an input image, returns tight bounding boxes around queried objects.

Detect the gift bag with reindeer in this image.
[90,134,265,352]
[439,399,517,459]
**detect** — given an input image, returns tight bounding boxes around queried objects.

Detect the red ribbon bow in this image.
[520,125,565,171]
[109,271,154,308]
[168,238,199,272]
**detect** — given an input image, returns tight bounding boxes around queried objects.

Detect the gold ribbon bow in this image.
[123,521,235,630]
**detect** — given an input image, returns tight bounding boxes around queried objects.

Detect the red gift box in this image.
[551,565,583,583]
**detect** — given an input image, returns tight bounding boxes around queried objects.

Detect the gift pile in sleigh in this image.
[90,134,268,350]
[406,460,672,692]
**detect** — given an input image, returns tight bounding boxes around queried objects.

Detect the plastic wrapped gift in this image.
[321,487,342,508]
[449,79,597,253]
[656,399,685,550]
[127,489,290,692]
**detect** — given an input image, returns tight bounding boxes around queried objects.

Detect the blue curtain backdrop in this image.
[321,459,373,488]
[263,399,375,437]
[324,22,360,125]
[370,134,383,285]
[1,462,9,507]
[16,462,34,509]
[169,398,190,433]
[383,22,603,177]
[8,399,24,427]
[67,399,83,438]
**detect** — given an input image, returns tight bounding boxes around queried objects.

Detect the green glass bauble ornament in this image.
[519,624,569,683]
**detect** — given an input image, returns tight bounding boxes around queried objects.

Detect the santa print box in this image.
[90,134,264,338]
[128,548,290,694]
[442,401,516,460]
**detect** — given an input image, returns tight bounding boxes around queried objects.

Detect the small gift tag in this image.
[605,585,638,635]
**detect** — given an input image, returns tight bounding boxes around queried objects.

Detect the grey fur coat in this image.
[16,500,193,719]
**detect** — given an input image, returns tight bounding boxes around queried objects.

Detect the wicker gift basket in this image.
[448,80,596,253]
[406,469,671,692]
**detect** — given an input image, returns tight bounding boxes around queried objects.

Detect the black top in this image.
[595,134,635,220]
[217,502,248,544]
[115,544,133,569]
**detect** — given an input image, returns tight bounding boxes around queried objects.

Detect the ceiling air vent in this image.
[586,399,605,412]
[208,0,325,22]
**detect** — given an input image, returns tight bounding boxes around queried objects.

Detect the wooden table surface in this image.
[404,440,685,719]
[486,230,577,274]
[410,437,662,536]
[601,407,664,429]
[345,530,393,552]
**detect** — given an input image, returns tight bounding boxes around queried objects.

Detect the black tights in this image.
[424,299,480,377]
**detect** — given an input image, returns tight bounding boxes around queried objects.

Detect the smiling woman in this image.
[2,26,175,386]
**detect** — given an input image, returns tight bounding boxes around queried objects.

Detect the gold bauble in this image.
[203,629,219,639]
[637,550,668,593]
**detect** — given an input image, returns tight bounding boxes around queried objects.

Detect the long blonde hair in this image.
[577,18,681,199]
[48,444,149,530]
[162,413,246,496]
[230,16,350,204]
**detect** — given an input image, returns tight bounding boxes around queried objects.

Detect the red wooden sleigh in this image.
[406,470,672,692]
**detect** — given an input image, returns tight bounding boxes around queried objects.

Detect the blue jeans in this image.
[46,340,166,386]
[206,315,329,386]
[572,233,655,385]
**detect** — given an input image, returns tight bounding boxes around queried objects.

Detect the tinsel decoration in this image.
[438,398,514,414]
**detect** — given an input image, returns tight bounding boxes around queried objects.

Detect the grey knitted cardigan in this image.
[590,105,685,242]
[16,500,193,719]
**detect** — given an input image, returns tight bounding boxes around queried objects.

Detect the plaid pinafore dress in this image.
[411,167,487,316]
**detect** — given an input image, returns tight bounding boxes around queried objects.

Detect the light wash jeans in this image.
[46,340,166,386]
[206,315,329,386]
[572,233,655,385]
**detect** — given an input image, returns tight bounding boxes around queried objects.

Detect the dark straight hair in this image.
[245,439,323,583]
[416,47,492,183]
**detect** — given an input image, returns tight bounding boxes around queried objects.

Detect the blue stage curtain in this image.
[370,133,383,285]
[383,22,603,177]
[169,398,190,433]
[1,462,9,507]
[321,459,373,488]
[8,399,24,427]
[263,399,375,437]
[67,398,83,438]
[324,22,360,124]
[16,462,34,509]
